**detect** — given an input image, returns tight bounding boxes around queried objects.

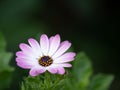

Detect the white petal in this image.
[49,36,54,42]
[40,34,49,55]
[46,63,71,74]
[16,51,31,59]
[28,38,42,57]
[16,58,36,69]
[54,58,74,63]
[59,63,72,67]
[48,34,60,56]
[52,41,71,59]
[19,43,32,53]
[16,57,36,62]
[19,43,36,56]
[54,52,76,63]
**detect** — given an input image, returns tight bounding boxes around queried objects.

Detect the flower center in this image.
[38,56,53,67]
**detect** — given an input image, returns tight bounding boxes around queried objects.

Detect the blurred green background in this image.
[0,0,119,90]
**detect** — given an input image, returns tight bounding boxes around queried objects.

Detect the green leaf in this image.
[0,32,14,90]
[88,74,114,90]
[73,52,93,89]
[0,32,6,52]
[0,52,14,72]
[21,82,25,90]
[0,52,14,90]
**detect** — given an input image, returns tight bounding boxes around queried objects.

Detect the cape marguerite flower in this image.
[16,34,76,76]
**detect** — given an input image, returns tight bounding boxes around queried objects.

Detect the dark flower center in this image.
[38,56,53,67]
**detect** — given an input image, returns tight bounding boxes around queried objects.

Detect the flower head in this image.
[16,34,76,76]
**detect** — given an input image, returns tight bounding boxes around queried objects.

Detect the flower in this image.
[16,34,76,76]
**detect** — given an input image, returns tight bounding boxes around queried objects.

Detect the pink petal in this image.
[49,36,54,42]
[16,57,38,69]
[40,34,49,55]
[47,67,57,74]
[29,67,46,76]
[60,63,72,67]
[57,67,65,74]
[54,57,74,63]
[59,52,76,59]
[17,62,34,69]
[19,43,34,55]
[16,51,34,59]
[28,38,42,56]
[47,63,71,74]
[16,57,36,63]
[54,52,76,63]
[48,34,60,56]
[16,51,27,57]
[52,41,71,59]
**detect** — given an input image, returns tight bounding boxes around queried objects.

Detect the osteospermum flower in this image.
[16,34,76,76]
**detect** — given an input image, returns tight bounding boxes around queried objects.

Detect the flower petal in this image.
[19,43,31,51]
[54,52,76,63]
[16,57,38,69]
[54,58,74,63]
[49,36,54,42]
[47,67,57,74]
[40,34,49,55]
[60,63,72,67]
[19,43,34,55]
[52,41,71,59]
[16,51,27,57]
[16,57,36,63]
[29,67,46,76]
[17,61,35,69]
[48,34,60,56]
[16,51,34,59]
[47,63,71,74]
[57,67,65,74]
[47,64,66,74]
[28,38,42,57]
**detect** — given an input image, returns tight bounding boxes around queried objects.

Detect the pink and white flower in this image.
[16,34,76,76]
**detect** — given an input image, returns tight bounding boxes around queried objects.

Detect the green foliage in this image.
[0,52,14,72]
[21,52,114,90]
[73,52,93,89]
[21,72,66,90]
[0,32,14,90]
[88,74,114,90]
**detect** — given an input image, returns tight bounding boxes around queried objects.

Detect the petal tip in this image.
[19,43,26,49]
[16,51,20,56]
[55,34,60,37]
[41,34,47,37]
[28,38,35,42]
[72,52,76,57]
